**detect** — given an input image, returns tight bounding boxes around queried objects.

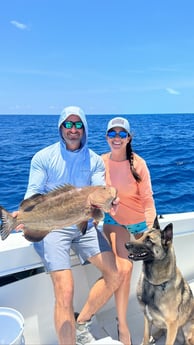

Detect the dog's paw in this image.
[149,336,156,344]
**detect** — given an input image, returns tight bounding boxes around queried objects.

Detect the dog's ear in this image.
[161,223,173,245]
[153,215,160,230]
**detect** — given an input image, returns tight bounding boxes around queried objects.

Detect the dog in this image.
[125,219,194,345]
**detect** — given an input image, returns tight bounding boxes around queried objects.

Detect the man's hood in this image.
[58,106,88,148]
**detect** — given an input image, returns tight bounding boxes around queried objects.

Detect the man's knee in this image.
[51,271,74,306]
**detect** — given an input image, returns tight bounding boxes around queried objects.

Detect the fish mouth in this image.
[109,196,118,215]
[91,196,118,213]
[103,195,119,214]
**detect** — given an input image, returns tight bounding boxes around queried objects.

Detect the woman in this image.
[102,117,156,345]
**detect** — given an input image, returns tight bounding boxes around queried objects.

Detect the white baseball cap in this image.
[106,117,130,134]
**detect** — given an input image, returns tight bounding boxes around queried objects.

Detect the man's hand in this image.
[12,211,24,231]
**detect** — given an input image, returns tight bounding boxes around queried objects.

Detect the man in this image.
[16,106,121,345]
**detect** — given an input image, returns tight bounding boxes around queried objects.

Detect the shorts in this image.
[104,213,147,235]
[33,225,111,272]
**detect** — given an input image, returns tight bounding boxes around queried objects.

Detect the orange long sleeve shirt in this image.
[102,152,156,228]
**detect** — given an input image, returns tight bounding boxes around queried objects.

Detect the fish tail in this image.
[0,206,16,240]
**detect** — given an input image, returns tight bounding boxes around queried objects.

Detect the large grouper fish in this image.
[0,184,117,242]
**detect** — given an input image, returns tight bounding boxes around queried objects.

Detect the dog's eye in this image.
[145,237,153,245]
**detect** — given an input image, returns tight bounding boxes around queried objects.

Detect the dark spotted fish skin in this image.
[0,184,117,242]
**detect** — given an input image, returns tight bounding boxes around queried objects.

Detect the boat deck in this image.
[0,212,194,344]
[96,280,194,344]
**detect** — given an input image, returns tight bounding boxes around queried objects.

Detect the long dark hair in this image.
[126,137,141,183]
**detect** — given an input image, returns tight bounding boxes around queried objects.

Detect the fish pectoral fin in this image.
[91,209,104,230]
[23,228,49,242]
[91,208,104,222]
[77,221,88,235]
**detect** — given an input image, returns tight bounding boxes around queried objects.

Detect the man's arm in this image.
[24,153,47,199]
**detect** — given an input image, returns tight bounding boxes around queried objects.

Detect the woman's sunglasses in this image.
[107,130,128,139]
[62,121,84,129]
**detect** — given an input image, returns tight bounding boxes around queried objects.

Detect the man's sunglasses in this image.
[62,121,84,129]
[107,130,128,139]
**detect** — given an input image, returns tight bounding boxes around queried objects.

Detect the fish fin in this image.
[20,194,45,211]
[0,206,16,240]
[20,184,77,211]
[23,229,49,242]
[46,184,77,198]
[91,208,104,222]
[56,184,76,192]
[77,221,88,235]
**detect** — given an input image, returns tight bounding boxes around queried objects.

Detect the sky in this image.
[1,0,194,115]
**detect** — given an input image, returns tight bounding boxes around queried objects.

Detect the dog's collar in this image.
[145,278,168,291]
[159,282,167,291]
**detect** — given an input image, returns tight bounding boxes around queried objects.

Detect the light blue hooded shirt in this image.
[25,106,105,201]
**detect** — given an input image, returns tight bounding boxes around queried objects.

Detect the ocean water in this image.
[0,113,193,215]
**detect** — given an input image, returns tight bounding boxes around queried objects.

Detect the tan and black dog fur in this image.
[125,220,194,345]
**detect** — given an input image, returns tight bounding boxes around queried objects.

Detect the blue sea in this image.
[0,113,193,215]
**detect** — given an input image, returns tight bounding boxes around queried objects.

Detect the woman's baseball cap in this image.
[106,117,130,134]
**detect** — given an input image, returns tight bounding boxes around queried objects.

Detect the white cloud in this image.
[10,20,28,30]
[166,88,180,95]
